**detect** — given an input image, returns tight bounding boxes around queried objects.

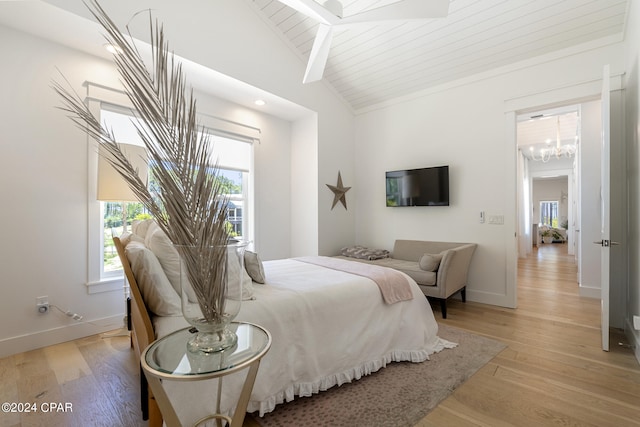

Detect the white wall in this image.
[3,0,637,358]
[354,40,625,308]
[623,0,640,363]
[42,0,356,257]
[291,114,319,256]
[0,8,342,356]
[0,26,123,356]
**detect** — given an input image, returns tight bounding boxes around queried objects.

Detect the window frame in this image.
[539,200,559,228]
[83,84,257,293]
[201,130,254,244]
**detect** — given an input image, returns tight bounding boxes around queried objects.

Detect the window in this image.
[102,201,148,274]
[206,133,252,241]
[97,107,253,279]
[539,201,559,228]
[99,108,150,278]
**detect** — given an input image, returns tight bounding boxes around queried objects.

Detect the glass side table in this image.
[141,322,271,427]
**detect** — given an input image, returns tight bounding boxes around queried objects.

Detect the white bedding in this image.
[155,257,455,424]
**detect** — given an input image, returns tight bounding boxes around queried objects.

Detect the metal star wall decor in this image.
[326,171,351,210]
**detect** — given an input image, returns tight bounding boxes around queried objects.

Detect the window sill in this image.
[86,276,125,294]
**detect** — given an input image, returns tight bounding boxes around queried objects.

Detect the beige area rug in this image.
[251,324,506,427]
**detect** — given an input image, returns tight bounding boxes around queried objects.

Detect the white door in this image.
[598,65,611,352]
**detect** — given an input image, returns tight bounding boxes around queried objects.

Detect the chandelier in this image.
[529,116,577,162]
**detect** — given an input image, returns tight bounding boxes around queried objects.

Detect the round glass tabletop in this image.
[144,322,271,379]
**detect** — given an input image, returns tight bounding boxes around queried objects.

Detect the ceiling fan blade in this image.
[340,0,450,24]
[303,24,334,83]
[276,0,340,25]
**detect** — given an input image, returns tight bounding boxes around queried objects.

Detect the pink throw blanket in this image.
[295,256,414,304]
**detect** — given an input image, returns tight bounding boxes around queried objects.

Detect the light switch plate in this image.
[634,315,640,330]
[488,215,504,225]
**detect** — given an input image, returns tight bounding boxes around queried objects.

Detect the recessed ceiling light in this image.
[254,99,266,106]
[104,43,123,55]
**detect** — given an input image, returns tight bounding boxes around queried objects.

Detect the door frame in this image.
[504,75,622,310]
[600,64,611,351]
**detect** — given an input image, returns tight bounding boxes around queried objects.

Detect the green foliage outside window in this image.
[103,169,242,272]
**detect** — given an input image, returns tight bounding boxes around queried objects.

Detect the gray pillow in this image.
[244,251,266,284]
[340,245,390,260]
[419,253,443,271]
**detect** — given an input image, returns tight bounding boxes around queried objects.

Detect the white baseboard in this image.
[466,289,516,309]
[625,317,640,366]
[579,285,600,299]
[0,314,124,358]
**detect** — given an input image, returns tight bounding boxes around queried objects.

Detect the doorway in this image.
[516,105,579,268]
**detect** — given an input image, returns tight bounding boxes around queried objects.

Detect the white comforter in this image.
[156,258,455,424]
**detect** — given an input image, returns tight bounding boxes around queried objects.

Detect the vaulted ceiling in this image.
[0,0,629,116]
[252,0,629,111]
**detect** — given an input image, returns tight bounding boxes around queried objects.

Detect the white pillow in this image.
[144,221,160,247]
[119,231,133,247]
[132,218,154,239]
[130,233,145,244]
[125,241,182,316]
[119,231,145,247]
[143,223,254,302]
[145,225,182,296]
[419,253,443,272]
[244,251,266,284]
[227,254,255,301]
[179,254,253,303]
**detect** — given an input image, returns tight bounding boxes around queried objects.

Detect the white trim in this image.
[466,289,516,308]
[84,81,132,108]
[85,81,262,142]
[504,110,518,309]
[199,112,261,143]
[625,317,640,365]
[85,276,125,294]
[0,315,124,359]
[505,74,624,113]
[579,285,601,299]
[505,77,615,311]
[86,97,102,286]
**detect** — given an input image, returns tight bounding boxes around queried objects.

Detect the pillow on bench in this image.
[419,253,443,272]
[341,245,390,260]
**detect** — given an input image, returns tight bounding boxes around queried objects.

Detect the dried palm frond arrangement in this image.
[52,0,231,324]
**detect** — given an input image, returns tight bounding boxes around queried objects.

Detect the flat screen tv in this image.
[386,165,449,207]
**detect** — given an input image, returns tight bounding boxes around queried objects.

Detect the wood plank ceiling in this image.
[251,0,628,112]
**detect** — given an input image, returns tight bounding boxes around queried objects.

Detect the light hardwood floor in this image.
[2,244,639,426]
[421,243,640,427]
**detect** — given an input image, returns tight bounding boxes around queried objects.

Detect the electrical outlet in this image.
[36,296,49,314]
[634,315,640,331]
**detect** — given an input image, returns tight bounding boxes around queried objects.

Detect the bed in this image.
[114,234,455,427]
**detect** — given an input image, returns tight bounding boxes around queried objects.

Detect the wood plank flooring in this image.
[2,243,638,426]
[420,243,640,427]
[0,331,143,427]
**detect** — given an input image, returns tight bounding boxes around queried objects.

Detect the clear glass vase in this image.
[175,241,248,354]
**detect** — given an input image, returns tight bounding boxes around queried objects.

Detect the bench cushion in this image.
[372,258,437,286]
